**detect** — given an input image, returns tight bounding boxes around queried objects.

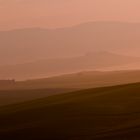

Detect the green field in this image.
[1,83,140,139]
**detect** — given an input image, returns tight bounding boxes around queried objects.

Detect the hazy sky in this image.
[1,0,140,30]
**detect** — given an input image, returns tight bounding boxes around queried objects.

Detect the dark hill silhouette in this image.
[1,83,140,139]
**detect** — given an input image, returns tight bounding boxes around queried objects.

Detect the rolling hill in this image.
[0,51,139,80]
[1,70,140,106]
[1,83,140,139]
[0,88,77,106]
[1,70,140,90]
[1,22,140,66]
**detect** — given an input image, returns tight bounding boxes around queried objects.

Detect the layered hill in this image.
[1,70,140,106]
[1,83,140,139]
[1,22,140,65]
[2,70,140,90]
[0,51,139,80]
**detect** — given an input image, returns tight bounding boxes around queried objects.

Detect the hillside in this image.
[1,83,140,139]
[0,51,139,80]
[2,70,140,106]
[0,88,76,106]
[2,70,140,90]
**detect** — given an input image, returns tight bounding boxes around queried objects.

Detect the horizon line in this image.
[1,20,140,32]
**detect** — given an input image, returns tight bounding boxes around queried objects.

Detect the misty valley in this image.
[1,20,140,140]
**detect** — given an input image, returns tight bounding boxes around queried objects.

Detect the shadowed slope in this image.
[1,70,140,106]
[0,88,77,106]
[1,83,140,139]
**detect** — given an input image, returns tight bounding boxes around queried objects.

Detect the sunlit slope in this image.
[1,83,140,139]
[2,70,140,90]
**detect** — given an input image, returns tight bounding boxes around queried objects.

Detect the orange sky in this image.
[1,0,140,30]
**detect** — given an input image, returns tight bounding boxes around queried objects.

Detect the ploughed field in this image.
[1,83,140,139]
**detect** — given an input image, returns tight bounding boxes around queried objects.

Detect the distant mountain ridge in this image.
[1,22,140,65]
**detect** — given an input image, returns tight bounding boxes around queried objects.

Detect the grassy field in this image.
[1,83,140,139]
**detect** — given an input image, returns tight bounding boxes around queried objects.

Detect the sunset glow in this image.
[1,0,140,30]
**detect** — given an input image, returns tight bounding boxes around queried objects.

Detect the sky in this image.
[1,0,140,30]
